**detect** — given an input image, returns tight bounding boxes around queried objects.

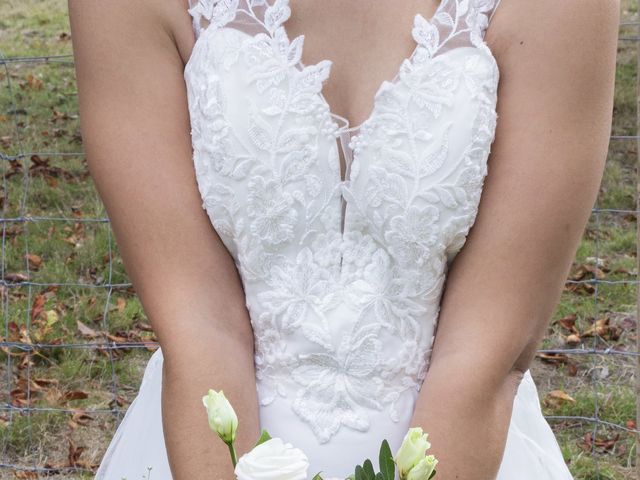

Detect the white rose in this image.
[234,437,309,480]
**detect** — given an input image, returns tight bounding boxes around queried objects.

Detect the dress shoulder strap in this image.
[487,0,503,25]
[187,0,503,51]
[413,0,503,59]
[187,0,276,40]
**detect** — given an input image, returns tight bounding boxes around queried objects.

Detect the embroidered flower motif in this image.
[246,176,298,245]
[467,1,494,48]
[310,230,343,271]
[258,248,336,333]
[346,249,427,331]
[405,60,460,120]
[385,205,441,268]
[192,73,225,122]
[236,233,288,281]
[339,231,379,282]
[244,26,304,93]
[290,318,385,443]
[463,53,497,99]
[253,311,297,405]
[442,213,474,263]
[412,14,440,58]
[263,0,291,34]
[199,181,238,243]
[188,0,239,31]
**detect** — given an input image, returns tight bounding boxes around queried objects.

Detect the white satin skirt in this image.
[94,347,574,479]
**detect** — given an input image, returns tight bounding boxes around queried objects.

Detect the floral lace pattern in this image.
[184,0,502,444]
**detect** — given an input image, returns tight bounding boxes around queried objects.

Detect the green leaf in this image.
[355,465,366,480]
[378,439,395,480]
[253,429,272,448]
[311,473,324,480]
[375,474,385,480]
[363,459,375,479]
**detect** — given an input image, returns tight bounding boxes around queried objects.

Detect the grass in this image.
[1,0,640,478]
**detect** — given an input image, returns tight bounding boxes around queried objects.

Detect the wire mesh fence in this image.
[0,0,639,478]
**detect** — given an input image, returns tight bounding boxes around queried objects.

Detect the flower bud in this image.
[407,455,438,480]
[394,427,431,479]
[202,389,238,444]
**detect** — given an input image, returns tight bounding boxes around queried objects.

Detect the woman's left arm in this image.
[411,0,620,478]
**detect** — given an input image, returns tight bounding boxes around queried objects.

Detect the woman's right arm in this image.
[67,1,260,477]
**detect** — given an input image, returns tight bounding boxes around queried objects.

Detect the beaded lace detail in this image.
[184,0,502,444]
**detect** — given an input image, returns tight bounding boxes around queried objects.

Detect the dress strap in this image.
[186,0,503,49]
[186,0,204,39]
[487,0,503,25]
[414,0,504,59]
[187,0,236,40]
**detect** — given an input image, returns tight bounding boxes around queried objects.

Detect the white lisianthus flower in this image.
[394,427,432,478]
[407,455,438,480]
[234,437,309,480]
[202,389,238,444]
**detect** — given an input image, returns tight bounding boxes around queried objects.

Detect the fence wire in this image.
[0,4,638,479]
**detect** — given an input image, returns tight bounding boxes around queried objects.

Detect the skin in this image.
[68,1,259,478]
[68,0,620,478]
[411,1,620,478]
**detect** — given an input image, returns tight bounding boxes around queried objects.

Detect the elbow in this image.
[509,339,539,385]
[507,366,526,395]
[511,356,530,380]
[509,311,553,381]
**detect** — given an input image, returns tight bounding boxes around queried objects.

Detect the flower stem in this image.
[227,441,238,467]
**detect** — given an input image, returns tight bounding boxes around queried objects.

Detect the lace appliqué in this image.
[185,0,501,444]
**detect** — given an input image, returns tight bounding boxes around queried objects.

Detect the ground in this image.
[0,0,638,478]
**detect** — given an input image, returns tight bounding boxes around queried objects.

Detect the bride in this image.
[68,0,619,478]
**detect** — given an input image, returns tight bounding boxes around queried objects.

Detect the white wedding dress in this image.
[95,0,574,478]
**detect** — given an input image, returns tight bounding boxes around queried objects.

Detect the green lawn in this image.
[0,0,639,478]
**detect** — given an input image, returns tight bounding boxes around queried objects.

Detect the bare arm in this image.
[67,1,260,477]
[411,0,620,478]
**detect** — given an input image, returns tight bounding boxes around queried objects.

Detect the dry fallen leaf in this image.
[26,253,42,270]
[583,317,610,338]
[69,409,95,429]
[59,390,89,404]
[76,319,99,338]
[565,333,581,345]
[555,313,578,333]
[536,352,570,366]
[543,389,576,408]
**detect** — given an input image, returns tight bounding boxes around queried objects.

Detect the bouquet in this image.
[203,388,438,480]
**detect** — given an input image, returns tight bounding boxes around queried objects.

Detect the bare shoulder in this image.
[163,0,198,65]
[486,0,620,77]
[67,0,195,66]
[483,0,620,150]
